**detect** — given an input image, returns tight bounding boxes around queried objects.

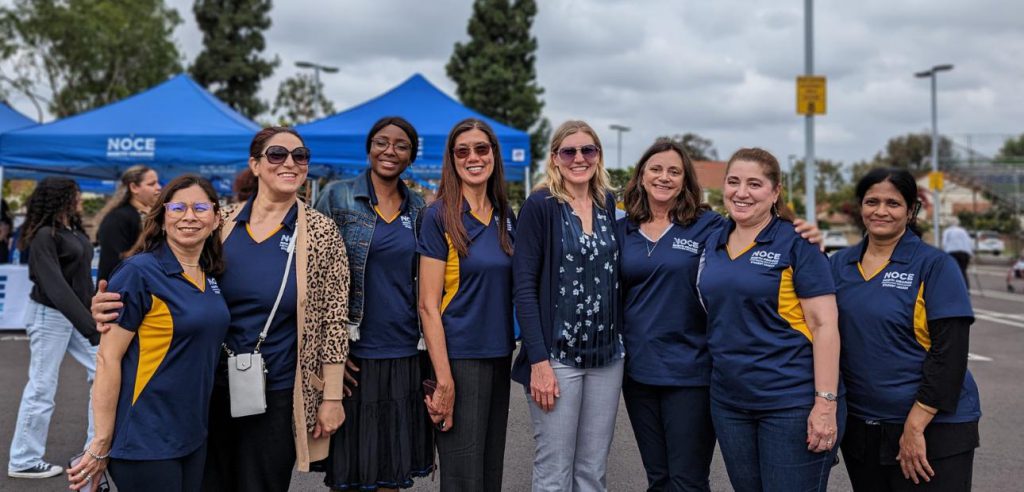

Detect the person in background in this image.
[1006,253,1024,293]
[66,175,230,492]
[0,200,13,263]
[8,177,99,480]
[941,218,973,290]
[314,116,435,490]
[697,148,842,492]
[233,168,258,204]
[514,120,623,491]
[96,165,162,282]
[418,118,516,491]
[833,168,980,491]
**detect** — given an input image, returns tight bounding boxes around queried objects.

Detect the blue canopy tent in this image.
[296,74,532,182]
[0,75,302,197]
[0,101,35,133]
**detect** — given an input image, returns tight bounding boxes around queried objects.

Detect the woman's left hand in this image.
[806,400,838,453]
[313,399,345,438]
[793,218,824,251]
[66,442,109,491]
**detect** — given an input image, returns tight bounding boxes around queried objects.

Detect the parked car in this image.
[972,230,1005,256]
[823,230,850,253]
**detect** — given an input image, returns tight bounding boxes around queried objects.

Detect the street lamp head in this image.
[295,61,316,69]
[933,64,954,73]
[915,70,933,78]
[609,124,631,132]
[321,66,340,73]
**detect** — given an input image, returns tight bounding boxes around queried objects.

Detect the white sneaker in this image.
[8,462,64,478]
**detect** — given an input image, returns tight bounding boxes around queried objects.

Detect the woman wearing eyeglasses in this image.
[313,116,435,490]
[417,118,516,490]
[513,120,623,490]
[67,175,229,492]
[92,127,351,491]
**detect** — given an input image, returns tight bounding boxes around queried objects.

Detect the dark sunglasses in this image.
[257,145,311,166]
[555,144,600,164]
[453,143,492,159]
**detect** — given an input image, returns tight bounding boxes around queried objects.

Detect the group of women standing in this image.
[6,111,976,492]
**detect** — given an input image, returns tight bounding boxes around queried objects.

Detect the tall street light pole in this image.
[915,64,954,246]
[295,60,339,116]
[609,124,630,169]
[803,0,817,224]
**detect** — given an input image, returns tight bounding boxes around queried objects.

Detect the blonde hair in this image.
[535,120,615,207]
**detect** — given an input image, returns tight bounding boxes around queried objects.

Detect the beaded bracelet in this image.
[86,449,110,461]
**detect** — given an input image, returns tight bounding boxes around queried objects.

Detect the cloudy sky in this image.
[10,0,1024,170]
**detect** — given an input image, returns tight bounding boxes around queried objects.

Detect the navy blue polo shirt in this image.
[417,200,515,359]
[107,243,230,459]
[618,211,725,386]
[218,199,298,391]
[698,217,835,410]
[831,232,980,424]
[354,196,420,359]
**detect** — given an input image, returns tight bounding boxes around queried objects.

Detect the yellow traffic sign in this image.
[929,171,944,191]
[796,76,826,115]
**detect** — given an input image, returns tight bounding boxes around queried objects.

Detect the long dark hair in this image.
[128,174,225,275]
[855,167,923,235]
[19,177,83,250]
[623,139,709,224]
[725,147,796,221]
[436,118,513,257]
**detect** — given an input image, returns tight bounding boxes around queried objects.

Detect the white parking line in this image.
[974,308,1024,329]
[0,335,28,342]
[968,353,994,362]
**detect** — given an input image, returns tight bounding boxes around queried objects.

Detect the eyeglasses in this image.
[371,138,413,154]
[257,145,311,166]
[453,143,492,159]
[164,201,214,218]
[555,145,600,164]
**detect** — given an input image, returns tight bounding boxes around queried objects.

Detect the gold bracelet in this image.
[915,401,938,415]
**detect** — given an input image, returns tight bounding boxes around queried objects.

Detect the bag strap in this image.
[223,232,296,357]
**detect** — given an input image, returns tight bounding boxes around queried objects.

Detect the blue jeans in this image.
[528,358,624,492]
[711,398,846,492]
[622,377,715,491]
[8,301,97,471]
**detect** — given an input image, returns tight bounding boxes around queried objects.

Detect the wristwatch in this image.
[814,391,838,402]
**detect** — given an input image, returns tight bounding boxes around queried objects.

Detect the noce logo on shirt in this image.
[881,271,915,290]
[749,250,781,268]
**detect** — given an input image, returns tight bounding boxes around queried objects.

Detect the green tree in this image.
[272,73,335,126]
[658,133,719,161]
[788,158,846,196]
[447,0,548,173]
[0,0,182,117]
[190,0,278,119]
[997,133,1024,162]
[879,133,955,171]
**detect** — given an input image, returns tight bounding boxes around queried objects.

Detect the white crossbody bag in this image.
[223,233,296,418]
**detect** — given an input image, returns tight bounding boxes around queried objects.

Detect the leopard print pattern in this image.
[298,206,350,431]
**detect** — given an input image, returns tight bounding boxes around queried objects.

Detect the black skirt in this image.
[313,353,435,490]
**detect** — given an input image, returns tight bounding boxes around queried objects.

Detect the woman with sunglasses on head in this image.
[313,116,435,490]
[67,175,229,492]
[95,165,162,282]
[696,148,841,492]
[832,168,979,492]
[8,178,99,481]
[92,127,351,491]
[417,118,516,491]
[513,120,623,490]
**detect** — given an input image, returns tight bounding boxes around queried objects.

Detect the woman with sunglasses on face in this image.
[696,148,841,492]
[92,127,351,491]
[8,178,99,481]
[513,120,623,491]
[67,175,229,492]
[417,118,516,491]
[313,116,435,490]
[832,168,979,492]
[95,165,162,282]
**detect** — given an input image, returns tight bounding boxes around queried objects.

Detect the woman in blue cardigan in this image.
[513,120,623,490]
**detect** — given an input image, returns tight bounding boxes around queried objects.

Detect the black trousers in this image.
[622,377,716,492]
[435,356,512,492]
[203,386,296,492]
[108,444,206,492]
[841,417,977,492]
[949,251,971,289]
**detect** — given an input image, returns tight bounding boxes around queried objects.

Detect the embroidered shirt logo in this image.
[749,250,781,268]
[280,234,292,252]
[401,215,413,229]
[672,238,700,253]
[881,271,915,290]
[207,277,222,295]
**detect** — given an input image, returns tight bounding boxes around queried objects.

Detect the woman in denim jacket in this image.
[314,116,434,490]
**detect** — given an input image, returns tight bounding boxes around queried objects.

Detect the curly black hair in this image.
[19,177,83,251]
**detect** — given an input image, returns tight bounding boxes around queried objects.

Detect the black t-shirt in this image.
[97,203,143,282]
